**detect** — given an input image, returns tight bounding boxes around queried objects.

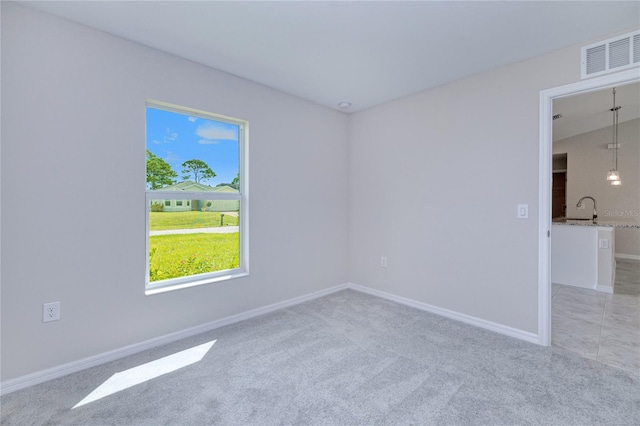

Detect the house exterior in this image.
[149,181,240,212]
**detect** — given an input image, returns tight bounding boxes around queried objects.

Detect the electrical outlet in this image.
[380,256,388,268]
[43,302,60,322]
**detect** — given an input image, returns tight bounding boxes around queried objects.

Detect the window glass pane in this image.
[146,103,245,289]
[146,107,240,191]
[148,202,240,282]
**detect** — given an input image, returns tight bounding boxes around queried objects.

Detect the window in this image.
[145,100,248,294]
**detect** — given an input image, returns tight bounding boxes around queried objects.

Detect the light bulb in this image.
[611,179,622,186]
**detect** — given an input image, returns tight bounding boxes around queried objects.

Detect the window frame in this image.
[145,100,249,295]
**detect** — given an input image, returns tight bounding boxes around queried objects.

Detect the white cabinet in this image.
[551,224,615,293]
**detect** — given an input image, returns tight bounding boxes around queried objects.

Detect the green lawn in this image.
[149,232,239,282]
[150,211,238,231]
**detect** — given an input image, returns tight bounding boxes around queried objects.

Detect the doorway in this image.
[538,68,640,347]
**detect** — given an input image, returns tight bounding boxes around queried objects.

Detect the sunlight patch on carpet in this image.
[73,340,216,408]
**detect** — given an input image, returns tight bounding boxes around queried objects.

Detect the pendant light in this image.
[606,87,622,185]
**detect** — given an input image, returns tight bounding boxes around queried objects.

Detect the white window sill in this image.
[145,271,249,296]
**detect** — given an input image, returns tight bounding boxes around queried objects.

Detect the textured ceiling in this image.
[22,1,640,112]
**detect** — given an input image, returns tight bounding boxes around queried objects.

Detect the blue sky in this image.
[146,106,239,186]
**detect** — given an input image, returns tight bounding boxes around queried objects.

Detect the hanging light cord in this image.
[613,93,620,170]
[611,88,621,171]
[612,88,616,170]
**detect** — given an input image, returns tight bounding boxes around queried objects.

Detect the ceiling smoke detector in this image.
[338,102,352,110]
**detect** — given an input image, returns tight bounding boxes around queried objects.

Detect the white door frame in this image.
[538,68,640,346]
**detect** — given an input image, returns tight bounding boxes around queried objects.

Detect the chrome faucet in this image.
[577,196,598,220]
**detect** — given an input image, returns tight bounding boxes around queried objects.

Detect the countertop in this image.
[552,217,640,228]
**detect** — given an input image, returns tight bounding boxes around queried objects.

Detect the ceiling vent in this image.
[581,30,640,79]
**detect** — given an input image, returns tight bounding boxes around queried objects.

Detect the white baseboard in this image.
[595,285,614,294]
[347,283,539,344]
[1,281,541,395]
[616,253,640,261]
[0,283,349,395]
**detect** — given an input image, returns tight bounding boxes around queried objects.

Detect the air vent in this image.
[586,45,606,75]
[609,38,630,68]
[581,30,640,79]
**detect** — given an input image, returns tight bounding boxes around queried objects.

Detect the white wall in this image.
[2,2,639,383]
[0,3,349,381]
[553,118,640,257]
[348,39,608,333]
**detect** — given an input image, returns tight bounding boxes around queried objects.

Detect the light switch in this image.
[517,204,529,219]
[599,239,609,249]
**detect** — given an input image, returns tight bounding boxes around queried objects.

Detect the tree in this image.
[146,149,177,189]
[182,159,216,184]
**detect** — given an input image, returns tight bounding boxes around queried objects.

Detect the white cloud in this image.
[196,122,237,143]
[198,138,219,145]
[188,116,197,122]
[151,129,178,144]
[165,128,178,141]
[164,151,182,164]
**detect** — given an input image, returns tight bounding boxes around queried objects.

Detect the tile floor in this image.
[552,258,640,375]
